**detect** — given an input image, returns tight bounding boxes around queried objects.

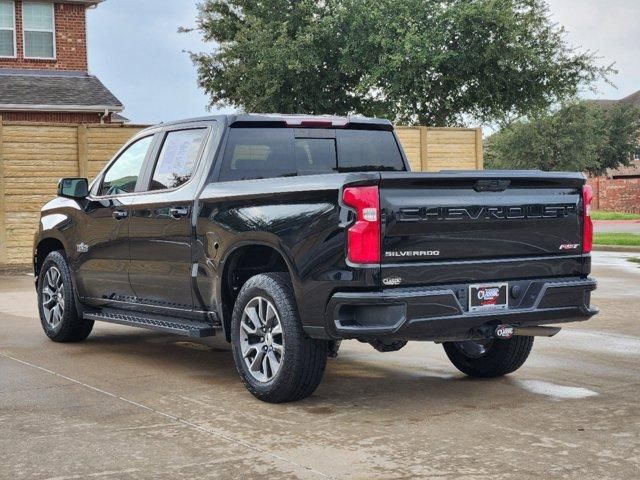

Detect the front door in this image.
[128,127,210,309]
[74,135,156,302]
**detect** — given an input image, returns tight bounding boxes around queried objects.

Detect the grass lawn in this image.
[593,233,640,246]
[591,210,640,220]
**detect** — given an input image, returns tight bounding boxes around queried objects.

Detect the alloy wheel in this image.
[42,266,65,329]
[239,296,285,383]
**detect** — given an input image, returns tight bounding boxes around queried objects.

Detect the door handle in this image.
[169,206,189,219]
[112,209,128,220]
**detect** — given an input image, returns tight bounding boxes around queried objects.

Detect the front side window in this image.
[149,129,208,191]
[0,1,15,57]
[100,136,153,196]
[23,2,55,59]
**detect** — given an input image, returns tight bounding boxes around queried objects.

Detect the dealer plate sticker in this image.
[469,283,509,311]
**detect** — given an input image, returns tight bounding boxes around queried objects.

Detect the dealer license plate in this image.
[469,283,509,311]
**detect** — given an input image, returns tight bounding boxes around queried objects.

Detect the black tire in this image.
[443,336,534,378]
[231,272,328,403]
[37,251,94,342]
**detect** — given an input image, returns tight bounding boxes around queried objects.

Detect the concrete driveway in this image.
[1,252,639,479]
[594,220,640,234]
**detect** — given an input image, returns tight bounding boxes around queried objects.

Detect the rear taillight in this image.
[342,186,381,264]
[582,185,594,253]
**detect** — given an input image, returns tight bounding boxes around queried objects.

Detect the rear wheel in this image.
[231,273,328,403]
[38,251,93,342]
[443,336,534,378]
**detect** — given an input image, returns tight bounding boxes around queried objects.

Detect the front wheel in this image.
[231,273,328,403]
[37,251,94,342]
[443,336,534,378]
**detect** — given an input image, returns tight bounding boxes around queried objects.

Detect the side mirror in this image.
[58,178,89,199]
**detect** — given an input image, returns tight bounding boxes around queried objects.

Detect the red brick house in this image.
[0,0,124,123]
[586,90,640,213]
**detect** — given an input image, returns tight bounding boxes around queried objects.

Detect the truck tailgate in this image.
[380,171,586,265]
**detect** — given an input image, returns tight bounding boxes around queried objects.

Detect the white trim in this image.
[0,103,123,112]
[22,1,56,60]
[0,0,17,59]
[84,3,89,70]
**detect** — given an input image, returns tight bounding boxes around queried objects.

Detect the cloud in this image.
[87,0,222,124]
[545,0,640,100]
[86,0,639,124]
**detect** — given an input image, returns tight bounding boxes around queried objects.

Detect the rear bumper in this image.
[320,277,597,341]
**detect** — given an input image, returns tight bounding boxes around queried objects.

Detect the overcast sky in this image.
[87,0,640,125]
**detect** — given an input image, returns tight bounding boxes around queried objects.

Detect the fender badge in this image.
[76,242,89,253]
[383,276,402,286]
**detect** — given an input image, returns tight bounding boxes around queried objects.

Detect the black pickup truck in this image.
[33,114,597,402]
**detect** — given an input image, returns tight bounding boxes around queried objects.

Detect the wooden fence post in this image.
[420,127,429,171]
[77,124,88,178]
[0,116,6,265]
[475,127,484,170]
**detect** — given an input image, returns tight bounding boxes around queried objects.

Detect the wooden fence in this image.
[0,119,146,266]
[395,126,483,172]
[0,121,482,267]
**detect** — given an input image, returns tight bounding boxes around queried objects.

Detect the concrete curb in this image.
[593,245,640,253]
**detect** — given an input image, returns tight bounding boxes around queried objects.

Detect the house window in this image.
[23,2,55,59]
[0,1,15,58]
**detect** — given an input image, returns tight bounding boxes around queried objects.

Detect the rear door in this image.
[127,124,212,308]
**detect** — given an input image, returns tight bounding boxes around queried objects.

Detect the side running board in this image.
[83,309,218,338]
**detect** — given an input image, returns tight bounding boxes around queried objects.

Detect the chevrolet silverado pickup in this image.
[33,114,598,402]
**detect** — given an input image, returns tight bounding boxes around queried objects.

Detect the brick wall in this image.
[0,111,112,123]
[587,176,640,214]
[0,1,88,71]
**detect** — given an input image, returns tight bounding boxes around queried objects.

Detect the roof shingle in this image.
[0,70,123,111]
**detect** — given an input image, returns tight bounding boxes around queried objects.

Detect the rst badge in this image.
[76,242,89,253]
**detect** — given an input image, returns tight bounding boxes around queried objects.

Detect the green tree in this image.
[485,103,640,175]
[185,0,612,126]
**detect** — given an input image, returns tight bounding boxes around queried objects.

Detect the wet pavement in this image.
[1,252,639,479]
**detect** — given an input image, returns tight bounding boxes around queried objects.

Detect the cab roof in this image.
[156,114,394,131]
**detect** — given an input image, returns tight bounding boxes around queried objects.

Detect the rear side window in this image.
[150,128,207,190]
[295,138,337,174]
[337,130,404,171]
[218,127,404,181]
[219,129,295,182]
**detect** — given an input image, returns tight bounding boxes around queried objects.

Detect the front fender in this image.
[34,197,84,272]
